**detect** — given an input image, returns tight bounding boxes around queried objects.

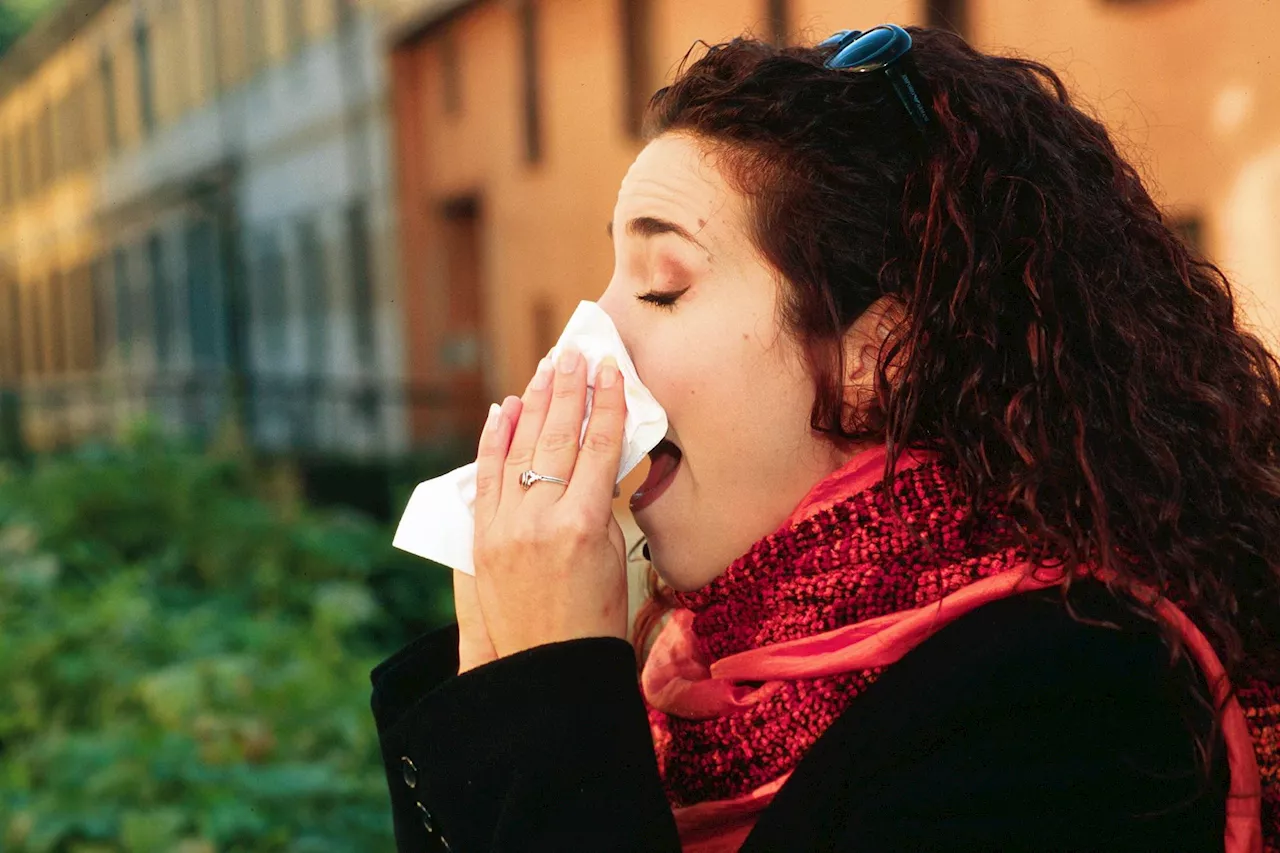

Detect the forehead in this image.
[614,135,743,248]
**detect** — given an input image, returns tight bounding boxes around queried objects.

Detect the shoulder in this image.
[899,582,1191,702]
[856,582,1220,776]
[746,584,1229,852]
[828,582,1215,746]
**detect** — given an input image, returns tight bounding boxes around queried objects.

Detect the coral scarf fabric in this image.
[640,446,1266,853]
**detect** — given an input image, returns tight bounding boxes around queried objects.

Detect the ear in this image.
[841,295,907,390]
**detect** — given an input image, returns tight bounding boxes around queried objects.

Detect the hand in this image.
[454,569,498,675]
[471,348,629,658]
[455,395,522,675]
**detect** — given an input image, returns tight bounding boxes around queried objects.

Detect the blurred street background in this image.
[1,0,1278,849]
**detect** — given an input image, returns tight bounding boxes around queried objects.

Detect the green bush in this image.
[0,428,456,852]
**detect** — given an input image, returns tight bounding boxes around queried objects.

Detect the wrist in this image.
[457,637,496,675]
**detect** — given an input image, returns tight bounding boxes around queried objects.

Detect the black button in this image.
[400,756,418,789]
[416,801,436,834]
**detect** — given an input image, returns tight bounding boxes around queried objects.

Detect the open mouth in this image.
[630,439,682,512]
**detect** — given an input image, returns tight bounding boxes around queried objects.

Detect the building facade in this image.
[0,0,410,456]
[972,0,1280,347]
[6,0,1280,460]
[385,0,1280,450]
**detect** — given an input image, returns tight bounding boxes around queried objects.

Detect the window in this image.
[345,202,376,364]
[70,82,90,171]
[0,133,11,207]
[765,0,788,45]
[39,100,55,187]
[198,0,219,98]
[284,0,306,56]
[440,30,462,116]
[10,279,23,379]
[532,297,557,367]
[113,246,132,359]
[51,98,64,180]
[244,0,265,75]
[53,94,69,179]
[1170,215,1205,256]
[19,121,35,199]
[101,49,119,153]
[620,0,652,138]
[47,271,67,375]
[255,231,288,362]
[185,220,223,367]
[0,276,19,380]
[296,218,328,372]
[27,278,46,376]
[68,265,96,371]
[148,233,172,367]
[9,128,18,201]
[518,0,542,164]
[925,0,967,37]
[91,257,112,369]
[135,18,156,136]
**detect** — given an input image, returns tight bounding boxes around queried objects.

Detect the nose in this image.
[596,284,632,350]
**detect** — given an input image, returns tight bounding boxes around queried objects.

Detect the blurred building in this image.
[971,0,1280,349]
[385,0,1280,428]
[6,0,1280,463]
[0,0,414,458]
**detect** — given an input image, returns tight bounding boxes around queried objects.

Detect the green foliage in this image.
[0,427,456,851]
[0,0,64,58]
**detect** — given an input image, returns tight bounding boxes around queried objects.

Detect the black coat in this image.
[370,584,1228,852]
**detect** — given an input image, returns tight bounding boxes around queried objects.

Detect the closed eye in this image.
[637,287,689,309]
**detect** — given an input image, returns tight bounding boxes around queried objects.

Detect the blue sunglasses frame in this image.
[818,25,931,132]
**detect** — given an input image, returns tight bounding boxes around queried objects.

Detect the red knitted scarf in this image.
[643,447,1280,851]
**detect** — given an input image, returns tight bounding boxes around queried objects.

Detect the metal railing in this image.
[0,370,487,462]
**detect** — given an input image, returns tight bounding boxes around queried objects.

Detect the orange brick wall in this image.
[390,0,932,435]
[969,0,1280,344]
[390,0,1280,443]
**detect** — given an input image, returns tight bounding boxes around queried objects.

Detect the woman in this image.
[371,25,1280,852]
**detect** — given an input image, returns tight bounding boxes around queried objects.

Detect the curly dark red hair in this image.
[631,28,1280,685]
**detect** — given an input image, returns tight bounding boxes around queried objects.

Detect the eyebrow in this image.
[606,216,711,256]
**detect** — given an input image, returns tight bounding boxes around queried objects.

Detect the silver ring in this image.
[519,469,570,491]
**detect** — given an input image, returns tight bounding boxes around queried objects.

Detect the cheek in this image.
[648,329,799,445]
[606,272,804,444]
[637,355,706,426]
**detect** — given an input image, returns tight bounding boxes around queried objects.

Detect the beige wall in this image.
[968,0,1280,345]
[393,0,1280,418]
[389,0,941,592]
[0,2,116,384]
[391,0,934,416]
[0,0,377,392]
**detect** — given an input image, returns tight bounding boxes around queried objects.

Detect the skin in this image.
[456,133,887,669]
[598,133,871,591]
[460,353,630,671]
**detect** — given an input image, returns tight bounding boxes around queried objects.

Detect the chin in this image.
[632,498,670,552]
[645,543,705,594]
[635,499,712,592]
[639,535,672,584]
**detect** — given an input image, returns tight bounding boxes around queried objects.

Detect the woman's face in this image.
[598,134,855,592]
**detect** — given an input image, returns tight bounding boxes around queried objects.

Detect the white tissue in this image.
[392,301,668,574]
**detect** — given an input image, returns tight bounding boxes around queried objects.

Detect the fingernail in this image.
[529,358,553,391]
[486,403,501,426]
[598,357,620,388]
[556,347,582,374]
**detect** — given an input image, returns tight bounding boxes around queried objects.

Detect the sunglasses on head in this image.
[818,24,931,133]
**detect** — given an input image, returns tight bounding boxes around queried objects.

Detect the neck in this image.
[671,445,952,661]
